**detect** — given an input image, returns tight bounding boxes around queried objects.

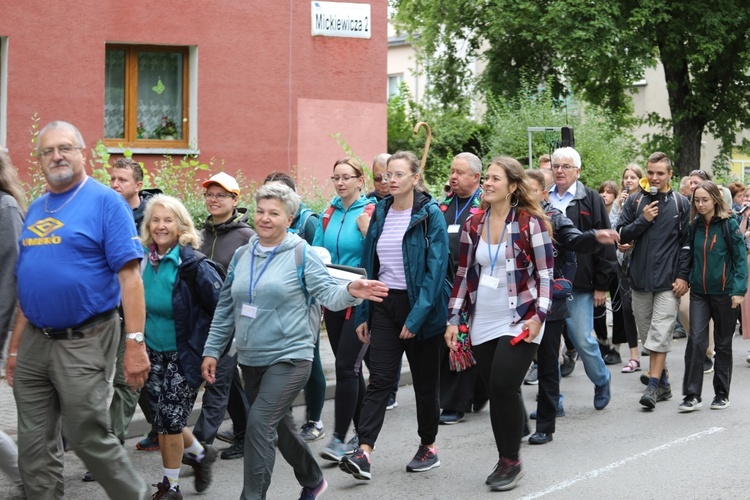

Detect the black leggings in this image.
[324,307,368,441]
[473,335,537,461]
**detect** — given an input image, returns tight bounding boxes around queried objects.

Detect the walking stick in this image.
[413,122,432,172]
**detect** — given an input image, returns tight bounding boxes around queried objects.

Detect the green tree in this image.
[392,0,750,176]
[483,83,637,189]
[387,85,486,190]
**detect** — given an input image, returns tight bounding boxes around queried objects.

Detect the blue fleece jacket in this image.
[313,194,375,267]
[203,233,362,366]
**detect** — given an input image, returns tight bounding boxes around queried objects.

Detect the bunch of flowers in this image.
[152,116,178,139]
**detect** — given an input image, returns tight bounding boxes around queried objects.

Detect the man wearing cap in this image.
[190,172,254,460]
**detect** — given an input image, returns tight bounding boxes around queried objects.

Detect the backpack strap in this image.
[516,210,532,257]
[321,206,336,233]
[721,217,734,263]
[294,240,311,301]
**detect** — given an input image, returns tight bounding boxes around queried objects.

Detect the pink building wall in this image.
[0,0,387,197]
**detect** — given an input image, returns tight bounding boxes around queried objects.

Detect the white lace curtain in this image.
[104,50,184,140]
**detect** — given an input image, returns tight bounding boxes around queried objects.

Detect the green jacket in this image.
[689,215,748,296]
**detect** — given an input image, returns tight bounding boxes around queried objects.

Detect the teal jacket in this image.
[355,190,450,339]
[203,233,361,367]
[313,194,375,267]
[689,215,748,296]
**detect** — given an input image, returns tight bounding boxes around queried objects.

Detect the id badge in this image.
[479,274,500,289]
[448,224,461,234]
[241,303,257,318]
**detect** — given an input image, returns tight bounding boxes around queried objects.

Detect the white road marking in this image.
[520,427,726,499]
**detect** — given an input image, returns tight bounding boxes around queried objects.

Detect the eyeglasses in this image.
[551,164,578,171]
[330,175,361,182]
[38,145,83,159]
[204,192,236,200]
[373,176,383,183]
[383,171,414,181]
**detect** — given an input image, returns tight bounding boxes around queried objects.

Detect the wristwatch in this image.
[125,332,145,344]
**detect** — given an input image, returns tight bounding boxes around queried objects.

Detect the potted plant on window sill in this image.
[152,116,178,140]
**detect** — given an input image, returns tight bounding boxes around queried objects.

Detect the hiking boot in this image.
[656,384,673,402]
[220,437,244,460]
[299,478,327,500]
[678,395,703,412]
[136,431,160,451]
[192,443,217,492]
[339,448,371,480]
[300,421,325,442]
[640,385,657,409]
[405,444,440,472]
[486,457,524,491]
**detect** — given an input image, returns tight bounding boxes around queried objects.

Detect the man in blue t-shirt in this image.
[4,121,151,499]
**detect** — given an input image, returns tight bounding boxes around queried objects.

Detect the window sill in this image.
[106,146,200,156]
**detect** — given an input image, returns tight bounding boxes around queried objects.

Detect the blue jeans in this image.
[564,291,611,387]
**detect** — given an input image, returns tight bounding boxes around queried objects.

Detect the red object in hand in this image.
[510,327,530,346]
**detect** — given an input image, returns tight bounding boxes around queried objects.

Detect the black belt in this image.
[36,309,118,340]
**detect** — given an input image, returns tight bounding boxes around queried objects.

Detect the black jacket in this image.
[616,184,690,292]
[199,207,256,271]
[172,245,224,388]
[543,201,601,320]
[557,181,617,292]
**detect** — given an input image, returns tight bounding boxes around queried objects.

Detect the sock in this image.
[648,377,659,389]
[184,440,205,462]
[312,420,323,429]
[427,445,437,454]
[659,369,670,386]
[164,469,180,490]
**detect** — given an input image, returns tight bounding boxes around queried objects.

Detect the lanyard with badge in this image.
[480,212,507,289]
[447,189,480,234]
[241,242,278,318]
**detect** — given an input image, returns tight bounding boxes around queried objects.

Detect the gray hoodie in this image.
[203,233,360,367]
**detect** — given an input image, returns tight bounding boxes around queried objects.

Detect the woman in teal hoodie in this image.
[681,181,747,412]
[314,157,377,462]
[201,182,388,499]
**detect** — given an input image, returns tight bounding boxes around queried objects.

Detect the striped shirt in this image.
[376,207,411,289]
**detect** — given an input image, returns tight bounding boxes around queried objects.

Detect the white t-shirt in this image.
[470,237,544,345]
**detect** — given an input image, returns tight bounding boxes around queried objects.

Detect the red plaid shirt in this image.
[447,208,553,327]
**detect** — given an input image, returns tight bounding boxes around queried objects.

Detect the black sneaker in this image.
[299,478,327,500]
[151,477,182,500]
[710,395,730,410]
[703,357,714,374]
[192,443,218,492]
[405,444,440,472]
[486,457,524,491]
[560,350,577,377]
[220,437,244,460]
[640,385,657,409]
[386,395,398,410]
[339,448,371,480]
[678,395,703,412]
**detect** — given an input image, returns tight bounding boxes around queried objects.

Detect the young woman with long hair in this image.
[445,157,554,491]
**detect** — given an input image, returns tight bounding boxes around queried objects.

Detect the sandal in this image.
[622,359,641,373]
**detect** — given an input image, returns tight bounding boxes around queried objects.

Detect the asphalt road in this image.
[3,334,750,499]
